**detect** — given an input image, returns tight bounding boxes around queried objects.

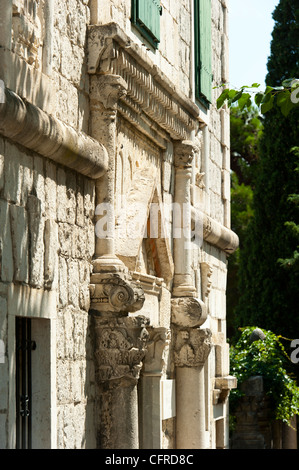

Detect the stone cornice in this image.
[0,86,108,179]
[88,23,201,141]
[192,208,239,254]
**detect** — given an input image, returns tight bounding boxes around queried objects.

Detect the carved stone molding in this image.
[143,327,170,376]
[88,23,200,141]
[93,315,150,384]
[173,328,212,368]
[90,270,145,316]
[201,262,213,299]
[214,376,237,404]
[171,297,207,328]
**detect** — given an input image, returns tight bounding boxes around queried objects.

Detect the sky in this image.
[229,0,280,90]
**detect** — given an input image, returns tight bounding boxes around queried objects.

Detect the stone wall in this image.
[0,132,97,448]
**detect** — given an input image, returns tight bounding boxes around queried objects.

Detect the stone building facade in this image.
[0,0,238,449]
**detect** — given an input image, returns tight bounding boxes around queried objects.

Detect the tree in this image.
[234,0,299,345]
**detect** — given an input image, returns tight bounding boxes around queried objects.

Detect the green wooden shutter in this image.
[194,0,212,104]
[132,0,161,49]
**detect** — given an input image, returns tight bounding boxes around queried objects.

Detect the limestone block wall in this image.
[0,138,96,448]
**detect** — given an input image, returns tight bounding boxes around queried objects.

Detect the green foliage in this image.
[230,105,263,185]
[230,327,299,425]
[232,0,299,345]
[277,147,299,272]
[215,79,299,117]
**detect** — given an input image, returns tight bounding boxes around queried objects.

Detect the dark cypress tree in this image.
[235,0,299,341]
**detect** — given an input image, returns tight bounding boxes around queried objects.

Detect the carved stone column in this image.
[88,39,148,449]
[93,315,149,449]
[139,327,169,449]
[173,326,212,449]
[90,73,127,266]
[173,140,197,297]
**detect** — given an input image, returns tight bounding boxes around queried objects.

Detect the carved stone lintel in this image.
[174,140,198,168]
[173,328,212,368]
[93,315,150,384]
[143,327,170,376]
[171,297,207,328]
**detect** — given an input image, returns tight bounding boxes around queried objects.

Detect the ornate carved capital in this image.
[90,271,145,316]
[93,316,150,384]
[90,74,127,111]
[173,328,212,368]
[171,297,207,328]
[174,140,198,168]
[143,327,170,376]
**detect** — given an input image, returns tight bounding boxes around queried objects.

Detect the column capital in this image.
[143,327,170,376]
[90,73,127,111]
[173,327,212,368]
[174,140,198,168]
[93,316,150,384]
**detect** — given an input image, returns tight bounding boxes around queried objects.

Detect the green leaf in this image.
[255,92,264,107]
[238,93,251,110]
[216,89,230,109]
[261,94,275,113]
[251,83,261,88]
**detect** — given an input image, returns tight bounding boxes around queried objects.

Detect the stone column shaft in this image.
[173,326,212,449]
[90,73,127,261]
[173,141,197,297]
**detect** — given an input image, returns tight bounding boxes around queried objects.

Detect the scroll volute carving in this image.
[90,272,145,316]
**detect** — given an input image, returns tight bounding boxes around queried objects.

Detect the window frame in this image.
[131,0,162,50]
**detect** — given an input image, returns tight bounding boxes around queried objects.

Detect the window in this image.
[194,0,213,106]
[131,0,162,49]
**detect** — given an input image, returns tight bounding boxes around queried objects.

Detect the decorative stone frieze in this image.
[88,23,200,141]
[93,315,150,384]
[173,328,212,368]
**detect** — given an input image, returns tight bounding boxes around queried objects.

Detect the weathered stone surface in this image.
[171,297,207,328]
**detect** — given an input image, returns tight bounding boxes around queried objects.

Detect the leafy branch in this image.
[215,79,299,116]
